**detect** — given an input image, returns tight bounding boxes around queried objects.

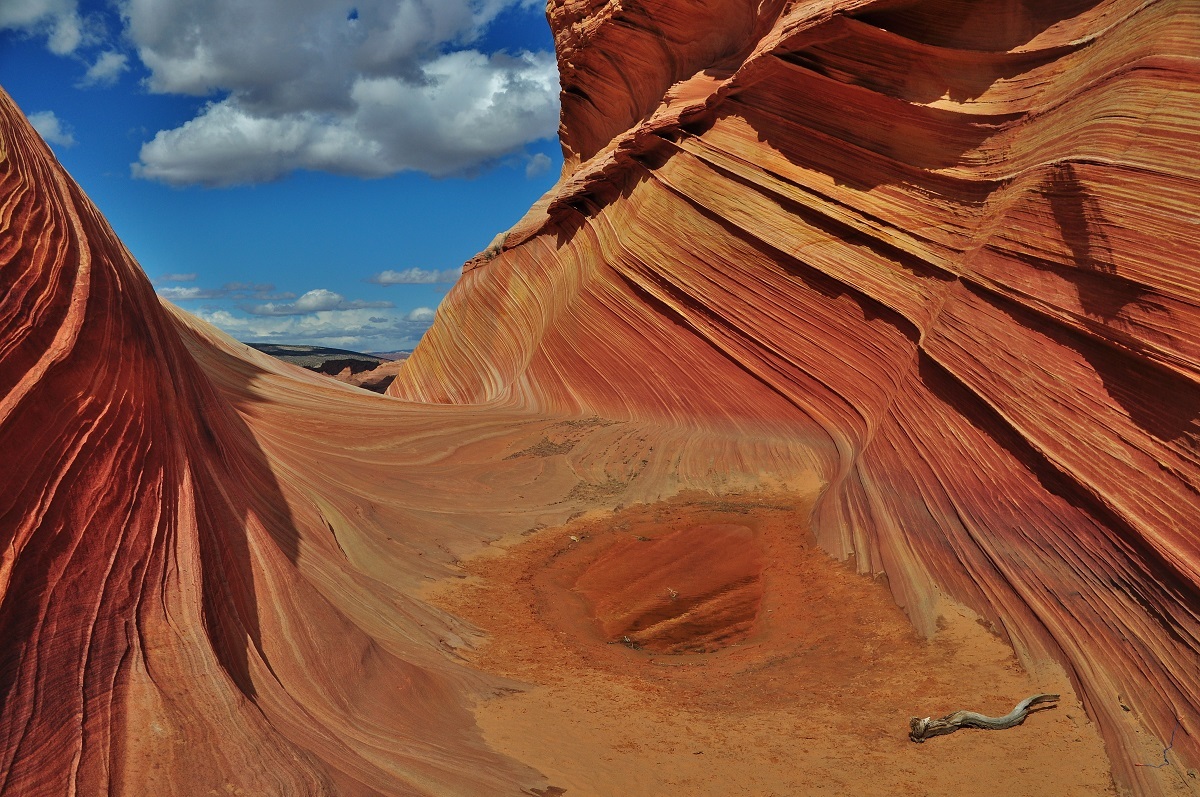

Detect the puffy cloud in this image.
[160,281,428,348]
[247,288,393,316]
[123,0,560,185]
[133,49,559,186]
[28,110,76,147]
[46,10,83,53]
[368,267,460,285]
[155,281,291,301]
[192,307,436,350]
[80,50,129,86]
[123,0,536,99]
[157,286,212,300]
[525,152,552,178]
[0,0,71,29]
[0,0,89,54]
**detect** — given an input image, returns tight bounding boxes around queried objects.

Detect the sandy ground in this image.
[431,492,1119,797]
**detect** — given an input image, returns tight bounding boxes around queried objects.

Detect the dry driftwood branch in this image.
[909,694,1060,743]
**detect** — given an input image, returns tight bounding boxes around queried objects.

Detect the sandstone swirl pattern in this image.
[393,1,1200,794]
[1,0,1197,795]
[0,91,560,795]
[0,77,819,796]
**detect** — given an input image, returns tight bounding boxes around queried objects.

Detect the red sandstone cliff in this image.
[393,0,1200,793]
[0,91,555,795]
[1,0,1198,795]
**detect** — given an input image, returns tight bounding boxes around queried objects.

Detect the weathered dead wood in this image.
[909,694,1060,743]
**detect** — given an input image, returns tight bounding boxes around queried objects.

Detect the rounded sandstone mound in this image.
[574,523,764,654]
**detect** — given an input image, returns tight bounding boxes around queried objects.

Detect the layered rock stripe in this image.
[395,1,1200,794]
[2,0,1198,795]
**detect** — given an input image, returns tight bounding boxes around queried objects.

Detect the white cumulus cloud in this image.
[154,281,289,301]
[80,50,129,86]
[157,286,209,300]
[368,267,461,285]
[193,307,437,350]
[525,152,552,178]
[0,0,90,54]
[404,307,436,322]
[248,288,393,316]
[28,110,76,147]
[124,0,560,186]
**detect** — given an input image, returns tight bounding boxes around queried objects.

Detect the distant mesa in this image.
[245,342,389,371]
[246,343,410,393]
[368,350,413,361]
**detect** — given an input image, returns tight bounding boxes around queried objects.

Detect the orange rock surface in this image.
[393,1,1200,793]
[572,522,765,653]
[1,0,1198,795]
[336,357,408,393]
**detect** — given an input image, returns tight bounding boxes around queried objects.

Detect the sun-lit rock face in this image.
[392,0,1200,792]
[0,76,820,797]
[548,0,786,170]
[2,0,1198,795]
[0,91,563,796]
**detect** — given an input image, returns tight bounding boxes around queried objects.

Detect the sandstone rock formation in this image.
[392,0,1200,793]
[0,91,547,796]
[1,0,1197,795]
[341,357,408,393]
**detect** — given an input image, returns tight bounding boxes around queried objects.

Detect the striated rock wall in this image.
[2,0,1198,794]
[392,0,1200,792]
[0,93,550,796]
[0,80,824,796]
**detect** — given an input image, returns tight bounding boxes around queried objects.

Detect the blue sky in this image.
[1,0,562,351]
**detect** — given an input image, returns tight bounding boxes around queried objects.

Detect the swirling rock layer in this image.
[1,0,1197,794]
[0,92,553,796]
[0,82,822,797]
[392,0,1200,793]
